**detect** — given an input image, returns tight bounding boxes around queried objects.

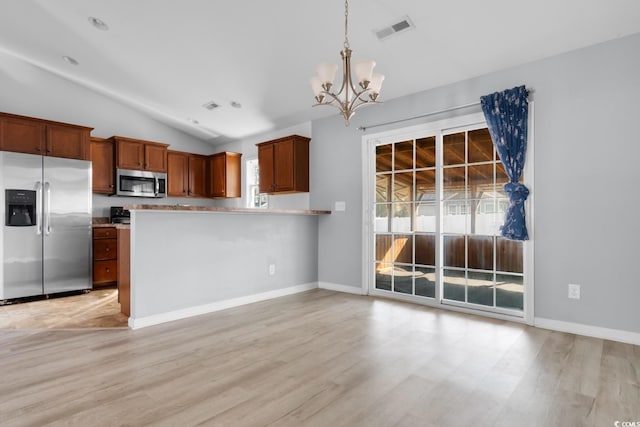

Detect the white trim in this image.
[523,101,535,325]
[361,111,533,323]
[369,289,527,324]
[128,282,318,329]
[361,136,374,296]
[319,281,366,295]
[535,317,640,346]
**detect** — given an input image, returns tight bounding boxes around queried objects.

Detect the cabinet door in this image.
[94,239,118,260]
[209,153,226,197]
[274,139,295,192]
[258,144,275,193]
[116,140,145,170]
[0,115,45,155]
[46,124,89,160]
[167,151,188,197]
[189,155,208,197]
[91,138,115,194]
[94,260,117,284]
[145,143,167,172]
[224,153,242,198]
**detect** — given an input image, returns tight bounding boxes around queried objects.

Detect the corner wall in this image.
[310,33,640,335]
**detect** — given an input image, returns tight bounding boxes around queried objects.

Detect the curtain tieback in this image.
[503,182,529,203]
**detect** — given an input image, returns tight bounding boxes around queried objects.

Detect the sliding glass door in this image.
[367,114,529,319]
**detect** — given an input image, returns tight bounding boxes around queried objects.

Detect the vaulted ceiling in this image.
[1,1,639,145]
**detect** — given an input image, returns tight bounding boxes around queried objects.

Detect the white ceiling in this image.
[1,0,640,145]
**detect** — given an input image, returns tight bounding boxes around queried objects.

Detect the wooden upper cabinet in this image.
[145,143,169,172]
[168,151,208,198]
[90,137,115,194]
[189,154,208,198]
[0,114,44,155]
[112,136,168,172]
[167,151,188,197]
[209,151,242,198]
[257,144,274,194]
[0,112,91,160]
[115,138,145,170]
[47,124,89,160]
[256,135,309,194]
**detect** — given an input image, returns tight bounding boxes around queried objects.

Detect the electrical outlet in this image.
[269,264,275,276]
[568,283,581,299]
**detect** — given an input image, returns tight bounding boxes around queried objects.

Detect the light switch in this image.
[335,201,346,211]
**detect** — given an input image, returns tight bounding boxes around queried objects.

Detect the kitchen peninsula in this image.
[121,205,330,328]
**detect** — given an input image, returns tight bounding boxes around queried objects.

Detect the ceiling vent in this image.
[375,16,415,40]
[202,101,220,110]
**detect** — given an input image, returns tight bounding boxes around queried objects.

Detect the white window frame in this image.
[245,157,268,209]
[361,109,535,325]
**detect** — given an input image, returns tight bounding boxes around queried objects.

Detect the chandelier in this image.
[310,0,385,126]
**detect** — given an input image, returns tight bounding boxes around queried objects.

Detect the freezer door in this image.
[0,152,44,299]
[42,156,92,294]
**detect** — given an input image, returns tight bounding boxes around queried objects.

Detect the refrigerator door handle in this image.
[44,181,52,235]
[35,181,43,235]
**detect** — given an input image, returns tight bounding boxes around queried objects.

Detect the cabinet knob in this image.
[105,248,110,252]
[106,268,110,273]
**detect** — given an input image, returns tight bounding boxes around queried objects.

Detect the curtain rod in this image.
[357,101,480,132]
[358,89,531,132]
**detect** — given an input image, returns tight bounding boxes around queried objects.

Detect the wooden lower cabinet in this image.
[117,228,130,317]
[93,227,117,287]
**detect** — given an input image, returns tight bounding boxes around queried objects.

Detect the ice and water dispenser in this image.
[5,189,36,227]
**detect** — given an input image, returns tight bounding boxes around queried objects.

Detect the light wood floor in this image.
[0,287,128,329]
[1,289,638,426]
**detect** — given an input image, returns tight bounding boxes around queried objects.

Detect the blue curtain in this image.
[480,85,529,241]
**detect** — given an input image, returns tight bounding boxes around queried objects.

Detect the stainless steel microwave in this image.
[116,169,167,198]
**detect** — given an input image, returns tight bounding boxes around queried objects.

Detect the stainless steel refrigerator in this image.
[0,151,91,300]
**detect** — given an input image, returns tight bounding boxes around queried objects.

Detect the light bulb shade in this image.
[316,62,338,86]
[310,76,324,96]
[354,60,376,85]
[369,73,385,94]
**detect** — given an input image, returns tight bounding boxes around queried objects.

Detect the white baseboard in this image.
[128,282,318,329]
[534,317,640,346]
[318,282,365,295]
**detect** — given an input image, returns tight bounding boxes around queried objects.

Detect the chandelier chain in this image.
[344,0,350,49]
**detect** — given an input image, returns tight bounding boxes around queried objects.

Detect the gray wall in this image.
[310,33,640,334]
[131,210,319,318]
[0,50,213,153]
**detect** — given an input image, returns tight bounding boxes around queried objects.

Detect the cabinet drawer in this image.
[93,227,116,239]
[93,239,117,260]
[93,260,117,283]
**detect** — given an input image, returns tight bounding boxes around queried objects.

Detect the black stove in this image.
[110,206,130,224]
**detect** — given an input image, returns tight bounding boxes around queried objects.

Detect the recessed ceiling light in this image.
[230,101,242,109]
[62,56,79,66]
[88,16,109,31]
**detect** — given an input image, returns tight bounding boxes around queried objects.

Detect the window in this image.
[367,114,530,319]
[246,159,268,208]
